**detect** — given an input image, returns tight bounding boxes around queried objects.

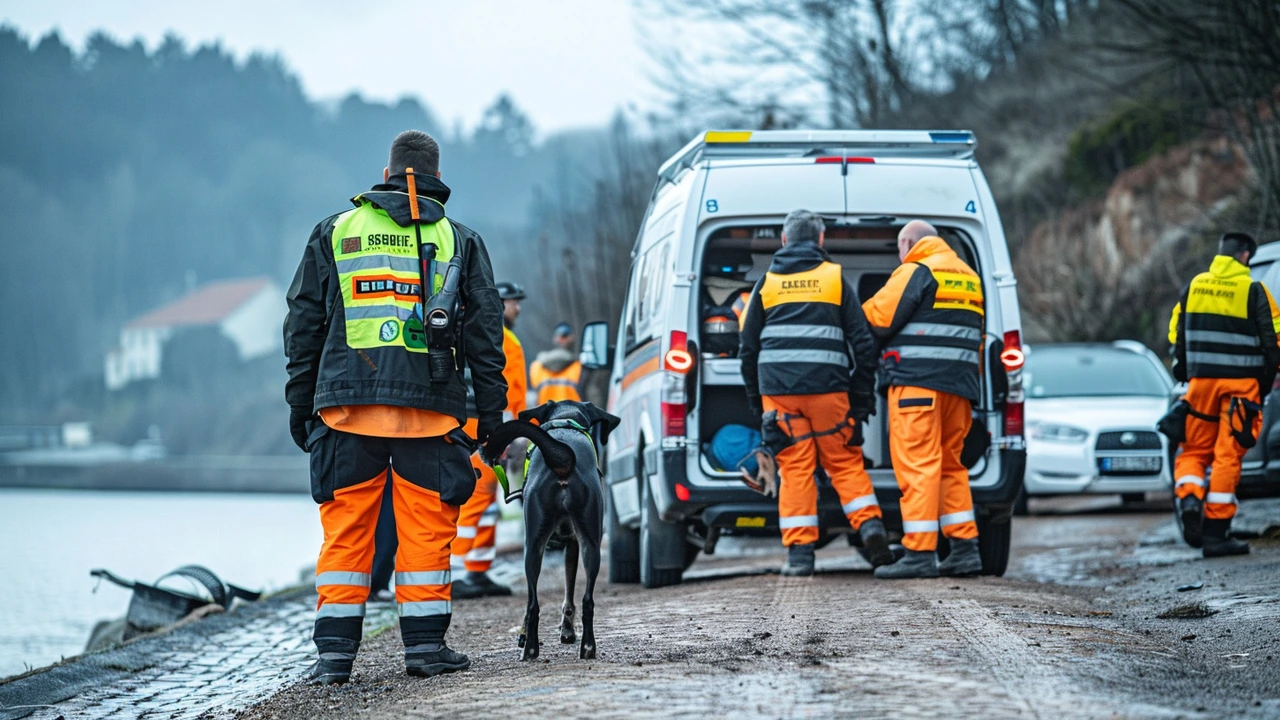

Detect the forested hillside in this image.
[0,28,627,448]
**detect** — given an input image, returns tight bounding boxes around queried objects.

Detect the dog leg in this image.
[579,533,601,660]
[560,534,579,644]
[520,505,553,661]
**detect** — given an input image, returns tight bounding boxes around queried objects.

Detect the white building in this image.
[104,277,285,390]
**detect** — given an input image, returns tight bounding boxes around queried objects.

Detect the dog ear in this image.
[518,401,555,425]
[583,402,621,447]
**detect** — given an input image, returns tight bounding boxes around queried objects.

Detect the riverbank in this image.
[0,456,307,494]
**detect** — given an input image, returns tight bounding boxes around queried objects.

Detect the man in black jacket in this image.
[739,209,891,576]
[284,130,507,684]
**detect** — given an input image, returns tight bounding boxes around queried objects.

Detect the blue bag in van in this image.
[708,424,761,475]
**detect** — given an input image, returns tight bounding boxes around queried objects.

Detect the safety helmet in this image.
[702,311,739,357]
[497,281,526,300]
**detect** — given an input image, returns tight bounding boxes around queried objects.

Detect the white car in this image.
[1022,341,1174,507]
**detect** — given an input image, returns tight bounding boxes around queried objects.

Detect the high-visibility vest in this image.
[1174,255,1267,379]
[755,261,850,396]
[331,196,455,353]
[531,360,583,404]
[881,249,984,402]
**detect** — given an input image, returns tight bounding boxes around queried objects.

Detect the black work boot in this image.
[405,642,471,677]
[873,550,940,579]
[937,538,983,577]
[1178,495,1204,548]
[1202,519,1250,558]
[452,571,513,600]
[306,638,358,686]
[781,543,816,576]
[857,518,895,568]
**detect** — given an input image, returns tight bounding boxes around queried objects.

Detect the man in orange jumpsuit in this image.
[529,323,584,405]
[452,281,529,598]
[285,130,508,684]
[1168,232,1280,557]
[863,220,985,579]
[739,209,892,576]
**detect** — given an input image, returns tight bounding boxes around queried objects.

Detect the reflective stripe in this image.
[399,600,452,617]
[1205,492,1237,505]
[317,602,366,619]
[1186,351,1263,368]
[395,570,451,586]
[1185,329,1260,347]
[450,555,467,570]
[456,525,478,539]
[842,494,879,514]
[1175,475,1206,488]
[902,520,940,534]
[335,255,420,275]
[758,349,849,367]
[778,515,819,529]
[477,516,498,528]
[760,324,844,341]
[939,510,976,527]
[315,571,371,588]
[892,346,980,364]
[536,378,579,389]
[467,547,497,561]
[898,322,982,342]
[343,304,407,321]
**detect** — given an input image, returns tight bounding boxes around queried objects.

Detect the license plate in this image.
[1099,456,1162,473]
[736,517,766,528]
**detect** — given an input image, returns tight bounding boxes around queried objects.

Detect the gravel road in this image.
[240,497,1280,720]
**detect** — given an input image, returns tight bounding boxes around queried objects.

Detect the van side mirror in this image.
[580,321,612,370]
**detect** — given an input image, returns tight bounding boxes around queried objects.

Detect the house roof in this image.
[127,277,274,329]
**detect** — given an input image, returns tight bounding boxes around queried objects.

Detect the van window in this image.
[624,243,671,353]
[622,253,646,351]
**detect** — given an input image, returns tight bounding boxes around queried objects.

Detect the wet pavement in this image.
[5,498,1279,719]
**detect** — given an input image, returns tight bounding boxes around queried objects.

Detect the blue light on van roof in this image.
[929,132,973,143]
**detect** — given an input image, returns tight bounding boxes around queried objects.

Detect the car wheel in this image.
[607,488,640,584]
[639,473,685,589]
[977,514,1011,577]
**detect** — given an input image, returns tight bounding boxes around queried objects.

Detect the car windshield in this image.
[1025,347,1170,399]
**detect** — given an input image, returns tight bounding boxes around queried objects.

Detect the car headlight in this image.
[1027,422,1089,443]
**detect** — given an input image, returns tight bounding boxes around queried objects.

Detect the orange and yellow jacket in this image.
[1168,254,1280,388]
[861,236,984,403]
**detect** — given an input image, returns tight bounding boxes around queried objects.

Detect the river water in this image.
[0,489,322,679]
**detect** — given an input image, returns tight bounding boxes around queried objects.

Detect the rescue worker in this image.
[1168,232,1280,557]
[451,280,529,598]
[739,209,893,576]
[285,130,507,684]
[528,323,583,405]
[862,220,985,579]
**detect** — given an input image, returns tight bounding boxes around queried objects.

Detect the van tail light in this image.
[1002,329,1025,438]
[661,331,694,437]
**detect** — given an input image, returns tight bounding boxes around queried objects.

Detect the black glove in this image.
[746,393,764,427]
[476,412,502,447]
[847,392,876,424]
[289,407,313,452]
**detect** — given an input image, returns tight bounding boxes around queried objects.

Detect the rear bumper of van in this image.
[660,446,1026,529]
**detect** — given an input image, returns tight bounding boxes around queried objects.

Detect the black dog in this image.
[483,400,620,660]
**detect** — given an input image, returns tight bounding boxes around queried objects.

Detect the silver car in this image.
[1021,341,1174,509]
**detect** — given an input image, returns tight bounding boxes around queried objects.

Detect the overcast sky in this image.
[0,0,656,135]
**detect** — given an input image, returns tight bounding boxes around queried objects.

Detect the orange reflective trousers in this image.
[888,386,978,552]
[763,392,882,547]
[311,428,474,651]
[1173,377,1260,521]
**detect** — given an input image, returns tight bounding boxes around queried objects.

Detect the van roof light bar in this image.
[657,129,977,186]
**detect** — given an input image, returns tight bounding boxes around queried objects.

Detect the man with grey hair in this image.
[739,209,891,576]
[863,219,985,579]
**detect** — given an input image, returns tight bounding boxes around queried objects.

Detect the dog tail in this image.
[484,420,576,478]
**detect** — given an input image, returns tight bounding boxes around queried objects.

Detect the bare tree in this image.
[1106,0,1280,228]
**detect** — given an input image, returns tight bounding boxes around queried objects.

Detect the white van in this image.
[579,130,1027,588]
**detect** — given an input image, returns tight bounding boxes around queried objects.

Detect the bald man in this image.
[862,220,985,579]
